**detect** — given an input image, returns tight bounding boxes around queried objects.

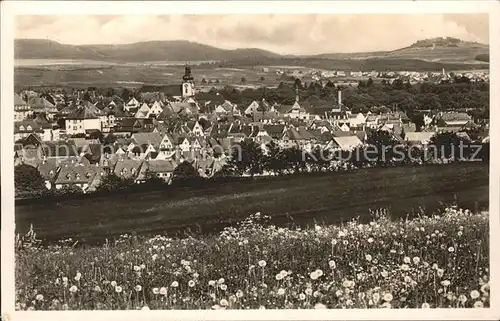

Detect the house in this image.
[245,99,271,115]
[53,163,99,192]
[14,93,32,121]
[183,121,205,136]
[143,159,178,183]
[124,97,140,113]
[28,96,58,119]
[113,159,144,181]
[434,112,475,130]
[348,113,366,127]
[281,101,310,120]
[328,135,363,150]
[64,105,102,136]
[148,101,164,118]
[404,132,436,146]
[134,103,151,119]
[130,132,163,158]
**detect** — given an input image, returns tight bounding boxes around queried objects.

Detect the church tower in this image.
[181,65,195,98]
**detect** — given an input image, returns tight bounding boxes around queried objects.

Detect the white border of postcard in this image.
[2,1,499,320]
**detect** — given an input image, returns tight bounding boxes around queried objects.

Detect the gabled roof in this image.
[131,132,163,147]
[54,164,98,185]
[405,132,436,144]
[145,159,178,173]
[331,136,363,150]
[66,105,101,119]
[263,124,286,138]
[28,97,56,112]
[439,112,472,122]
[113,159,144,178]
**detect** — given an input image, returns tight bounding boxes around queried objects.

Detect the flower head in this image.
[258,260,266,267]
[171,281,179,288]
[470,290,480,299]
[115,286,123,293]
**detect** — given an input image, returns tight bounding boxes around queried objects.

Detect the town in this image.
[13,64,490,197]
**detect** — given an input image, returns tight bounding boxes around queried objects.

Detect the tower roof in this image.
[182,65,194,81]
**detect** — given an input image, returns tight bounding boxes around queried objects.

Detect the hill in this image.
[312,37,489,63]
[15,39,281,62]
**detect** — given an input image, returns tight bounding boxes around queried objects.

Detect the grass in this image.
[15,162,489,245]
[15,207,490,310]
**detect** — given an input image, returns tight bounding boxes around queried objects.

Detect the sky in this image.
[15,14,489,54]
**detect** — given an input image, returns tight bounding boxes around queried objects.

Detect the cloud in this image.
[14,14,489,54]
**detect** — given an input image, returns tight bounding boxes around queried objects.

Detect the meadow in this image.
[15,162,489,245]
[15,207,490,310]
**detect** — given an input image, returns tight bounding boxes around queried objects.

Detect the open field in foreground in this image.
[15,163,489,244]
[15,208,489,310]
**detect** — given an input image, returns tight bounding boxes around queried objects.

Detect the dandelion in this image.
[218,278,225,284]
[188,280,195,288]
[299,293,306,300]
[474,301,484,308]
[380,270,389,278]
[335,290,343,297]
[133,265,141,272]
[310,271,319,280]
[277,288,286,296]
[279,270,288,278]
[220,299,229,307]
[69,285,78,293]
[314,303,327,309]
[441,280,450,287]
[111,281,117,287]
[208,280,216,287]
[35,294,44,301]
[258,260,266,267]
[135,285,142,292]
[448,247,455,253]
[383,293,393,302]
[365,254,373,262]
[404,257,411,264]
[152,254,158,261]
[115,286,123,293]
[400,264,410,271]
[368,237,374,243]
[328,260,336,269]
[421,302,430,308]
[220,284,228,291]
[470,290,480,299]
[457,231,463,237]
[153,287,160,295]
[305,288,313,296]
[412,257,420,265]
[171,281,179,288]
[276,273,283,281]
[458,295,467,304]
[236,290,244,298]
[315,269,324,277]
[437,269,445,277]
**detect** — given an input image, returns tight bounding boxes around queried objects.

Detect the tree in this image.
[96,173,135,193]
[102,133,117,145]
[121,88,131,102]
[82,91,91,101]
[264,141,285,175]
[224,140,265,178]
[241,77,247,84]
[427,132,469,161]
[366,77,374,87]
[366,130,399,166]
[201,78,207,84]
[259,76,265,82]
[171,161,201,185]
[15,164,47,198]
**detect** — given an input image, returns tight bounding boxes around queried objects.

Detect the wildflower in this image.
[368,237,374,243]
[208,280,216,287]
[69,285,78,293]
[316,269,324,277]
[152,254,158,261]
[437,269,445,277]
[381,302,392,308]
[55,278,60,285]
[279,270,288,278]
[421,302,430,308]
[343,240,349,245]
[135,285,142,292]
[305,288,313,296]
[188,280,195,288]
[448,247,455,253]
[277,288,286,296]
[141,306,150,311]
[474,301,484,308]
[219,284,228,291]
[331,239,338,245]
[383,293,393,302]
[470,290,480,299]
[480,283,490,294]
[403,257,411,264]
[299,293,306,300]
[412,257,420,265]
[193,272,199,279]
[338,231,346,238]
[258,260,266,267]
[35,294,44,301]
[365,254,373,262]
[171,281,179,288]
[314,303,327,309]
[328,260,336,269]
[115,286,123,293]
[335,290,343,297]
[310,271,319,280]
[432,263,438,270]
[111,281,117,287]
[153,287,160,295]
[457,231,463,237]
[276,273,283,281]
[372,293,381,303]
[458,295,468,304]
[133,265,141,272]
[400,264,410,271]
[441,280,451,287]
[220,299,229,307]
[380,270,389,278]
[94,285,102,292]
[236,290,244,298]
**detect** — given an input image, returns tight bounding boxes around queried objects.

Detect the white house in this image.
[64,106,101,136]
[148,101,164,118]
[125,97,140,112]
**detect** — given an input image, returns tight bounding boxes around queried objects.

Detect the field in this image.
[15,207,490,310]
[15,163,489,245]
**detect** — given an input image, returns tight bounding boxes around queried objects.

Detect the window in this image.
[27,125,32,130]
[73,126,78,130]
[19,126,25,131]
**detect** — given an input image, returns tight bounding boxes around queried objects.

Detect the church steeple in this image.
[181,64,195,98]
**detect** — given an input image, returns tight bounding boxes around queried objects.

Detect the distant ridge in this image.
[15,37,489,64]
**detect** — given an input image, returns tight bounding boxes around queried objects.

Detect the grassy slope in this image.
[15,163,489,244]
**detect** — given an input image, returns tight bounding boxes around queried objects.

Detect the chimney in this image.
[338,90,342,106]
